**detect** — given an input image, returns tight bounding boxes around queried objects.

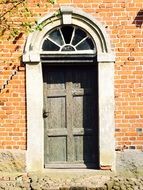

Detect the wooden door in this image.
[43,65,99,168]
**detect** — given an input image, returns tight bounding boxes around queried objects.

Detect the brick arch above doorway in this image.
[23,6,115,172]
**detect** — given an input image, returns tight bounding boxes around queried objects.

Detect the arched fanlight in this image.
[41,25,96,53]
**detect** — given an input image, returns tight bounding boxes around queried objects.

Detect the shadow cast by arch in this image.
[132,9,143,28]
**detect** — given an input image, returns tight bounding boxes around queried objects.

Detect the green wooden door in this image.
[43,65,99,168]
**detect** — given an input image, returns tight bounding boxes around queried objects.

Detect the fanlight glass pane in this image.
[61,45,75,51]
[42,39,60,51]
[42,25,95,52]
[61,26,73,44]
[76,38,94,50]
[49,29,64,46]
[72,28,86,46]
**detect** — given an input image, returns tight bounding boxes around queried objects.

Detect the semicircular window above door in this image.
[41,25,96,54]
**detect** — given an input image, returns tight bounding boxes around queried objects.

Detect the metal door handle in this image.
[43,111,50,118]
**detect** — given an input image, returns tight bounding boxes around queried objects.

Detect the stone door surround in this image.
[23,6,115,171]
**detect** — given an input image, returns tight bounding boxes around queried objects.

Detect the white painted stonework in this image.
[23,6,115,172]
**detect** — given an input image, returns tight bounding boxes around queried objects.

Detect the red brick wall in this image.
[0,0,143,150]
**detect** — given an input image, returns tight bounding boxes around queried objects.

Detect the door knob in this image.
[43,111,50,118]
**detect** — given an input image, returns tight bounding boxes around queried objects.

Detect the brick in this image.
[100,165,111,170]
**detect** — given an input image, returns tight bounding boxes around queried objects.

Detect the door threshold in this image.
[44,163,98,169]
[41,168,114,177]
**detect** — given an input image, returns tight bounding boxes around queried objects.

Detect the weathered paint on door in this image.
[43,65,99,168]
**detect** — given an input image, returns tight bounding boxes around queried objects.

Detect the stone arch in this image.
[23,6,115,171]
[23,6,114,63]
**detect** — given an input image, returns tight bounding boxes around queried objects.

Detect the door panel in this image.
[73,95,94,129]
[47,69,65,90]
[48,136,67,162]
[73,96,83,128]
[43,65,98,168]
[47,97,66,129]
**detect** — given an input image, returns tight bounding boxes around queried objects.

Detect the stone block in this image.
[116,150,143,177]
[0,150,26,172]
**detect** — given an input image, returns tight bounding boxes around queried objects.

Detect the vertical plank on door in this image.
[44,67,67,164]
[66,77,74,162]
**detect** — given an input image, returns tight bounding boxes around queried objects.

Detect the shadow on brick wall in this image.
[133,9,143,28]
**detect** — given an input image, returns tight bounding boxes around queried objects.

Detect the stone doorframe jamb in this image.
[23,6,115,172]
